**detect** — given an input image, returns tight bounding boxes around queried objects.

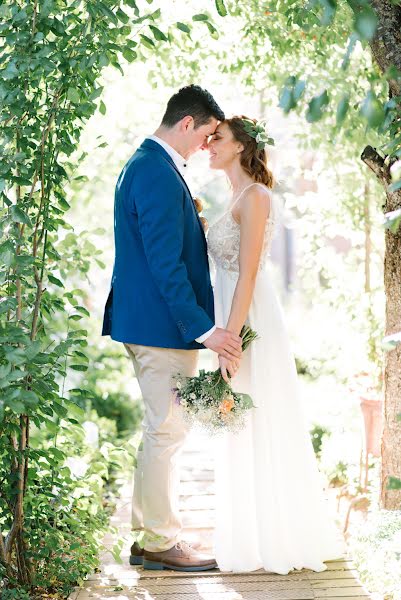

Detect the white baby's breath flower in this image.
[256,132,263,143]
[176,380,182,389]
[190,393,196,400]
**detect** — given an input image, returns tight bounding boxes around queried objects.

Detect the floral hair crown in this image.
[242,118,275,150]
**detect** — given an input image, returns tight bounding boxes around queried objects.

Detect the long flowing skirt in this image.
[212,266,345,574]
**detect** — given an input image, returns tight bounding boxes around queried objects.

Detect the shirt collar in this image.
[147,135,188,177]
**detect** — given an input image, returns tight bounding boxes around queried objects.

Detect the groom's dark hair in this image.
[161,85,225,129]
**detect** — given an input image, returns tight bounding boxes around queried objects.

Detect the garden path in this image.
[71,431,372,600]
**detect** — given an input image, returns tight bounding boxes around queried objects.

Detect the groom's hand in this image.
[202,328,242,361]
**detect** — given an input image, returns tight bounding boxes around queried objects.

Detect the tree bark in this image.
[362,145,401,509]
[370,0,401,98]
[367,0,401,510]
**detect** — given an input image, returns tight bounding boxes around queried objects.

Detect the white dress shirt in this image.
[146,135,216,345]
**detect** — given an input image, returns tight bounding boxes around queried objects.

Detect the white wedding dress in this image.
[207,183,345,574]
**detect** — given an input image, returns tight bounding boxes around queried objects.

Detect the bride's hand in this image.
[219,355,240,383]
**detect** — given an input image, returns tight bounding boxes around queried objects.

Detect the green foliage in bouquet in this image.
[173,325,259,434]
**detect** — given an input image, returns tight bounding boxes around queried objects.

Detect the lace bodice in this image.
[207,184,276,276]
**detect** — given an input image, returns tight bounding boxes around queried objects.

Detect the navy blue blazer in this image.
[102,139,215,350]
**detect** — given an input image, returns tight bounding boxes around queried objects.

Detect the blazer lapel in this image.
[141,140,208,251]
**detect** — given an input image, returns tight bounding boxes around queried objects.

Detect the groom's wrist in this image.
[195,325,216,344]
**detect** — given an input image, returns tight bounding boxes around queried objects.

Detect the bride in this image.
[206,116,345,574]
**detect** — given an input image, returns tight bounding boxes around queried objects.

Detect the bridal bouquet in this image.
[173,326,258,435]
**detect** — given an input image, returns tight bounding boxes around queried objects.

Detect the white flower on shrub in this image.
[65,457,89,478]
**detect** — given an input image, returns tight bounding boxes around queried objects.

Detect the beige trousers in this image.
[124,343,199,552]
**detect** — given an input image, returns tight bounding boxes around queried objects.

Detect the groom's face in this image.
[182,117,219,158]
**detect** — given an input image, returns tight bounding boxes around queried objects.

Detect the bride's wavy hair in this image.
[224,116,274,189]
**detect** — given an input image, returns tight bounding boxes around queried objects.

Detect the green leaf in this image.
[70,364,88,371]
[75,306,90,317]
[192,14,209,21]
[98,53,109,68]
[124,0,139,13]
[53,402,68,417]
[0,242,14,267]
[206,21,219,38]
[116,8,130,23]
[58,197,70,211]
[306,90,329,123]
[4,346,26,366]
[2,61,18,80]
[149,8,161,20]
[279,77,306,113]
[67,88,81,104]
[89,86,104,101]
[215,0,228,17]
[48,274,64,288]
[176,22,191,34]
[122,48,137,62]
[49,447,66,461]
[72,350,89,360]
[99,100,106,115]
[10,205,31,225]
[354,7,378,41]
[383,208,401,232]
[70,542,81,550]
[0,363,11,379]
[0,298,17,314]
[360,91,385,128]
[68,314,83,321]
[319,0,336,26]
[140,34,156,48]
[9,400,25,414]
[387,476,401,490]
[20,390,39,407]
[336,94,349,126]
[149,25,168,41]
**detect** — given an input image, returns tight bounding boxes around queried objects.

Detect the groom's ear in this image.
[181,115,195,132]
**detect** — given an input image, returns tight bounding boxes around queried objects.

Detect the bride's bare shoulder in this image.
[239,183,272,218]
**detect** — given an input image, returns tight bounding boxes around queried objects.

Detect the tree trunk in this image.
[361,145,401,509]
[382,193,401,509]
[363,0,401,510]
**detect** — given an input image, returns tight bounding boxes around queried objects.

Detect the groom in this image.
[102,85,242,571]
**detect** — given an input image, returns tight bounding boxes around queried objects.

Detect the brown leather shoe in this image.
[129,539,203,566]
[143,541,217,571]
[129,541,145,566]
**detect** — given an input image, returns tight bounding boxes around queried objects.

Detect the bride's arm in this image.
[226,187,271,336]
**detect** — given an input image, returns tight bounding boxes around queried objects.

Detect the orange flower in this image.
[219,397,235,414]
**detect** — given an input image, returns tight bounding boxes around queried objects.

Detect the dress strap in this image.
[231,182,272,212]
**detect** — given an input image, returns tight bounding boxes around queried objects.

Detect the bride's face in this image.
[208,123,243,170]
